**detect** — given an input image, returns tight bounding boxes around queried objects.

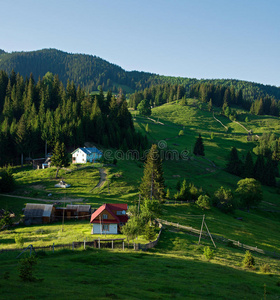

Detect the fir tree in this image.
[139,144,165,201]
[254,155,265,183]
[226,147,243,176]
[51,142,69,178]
[193,134,205,156]
[243,151,254,178]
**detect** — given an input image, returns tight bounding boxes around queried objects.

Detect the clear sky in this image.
[0,0,279,87]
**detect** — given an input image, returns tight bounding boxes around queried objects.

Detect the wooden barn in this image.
[24,203,55,225]
[55,205,91,221]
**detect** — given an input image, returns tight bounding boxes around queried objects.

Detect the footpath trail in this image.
[0,194,74,203]
[92,168,107,190]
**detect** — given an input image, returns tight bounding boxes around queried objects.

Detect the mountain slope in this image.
[0,48,280,101]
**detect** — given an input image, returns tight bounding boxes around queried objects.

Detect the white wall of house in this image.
[72,149,102,164]
[72,150,87,164]
[92,223,118,234]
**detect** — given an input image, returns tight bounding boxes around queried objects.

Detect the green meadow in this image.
[1,100,280,299]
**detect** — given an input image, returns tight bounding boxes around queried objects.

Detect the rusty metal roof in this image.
[24,204,53,218]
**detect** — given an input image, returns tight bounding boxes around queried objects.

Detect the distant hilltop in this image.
[0,48,279,101]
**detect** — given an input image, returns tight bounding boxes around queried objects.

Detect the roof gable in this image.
[90,203,127,223]
[71,147,102,155]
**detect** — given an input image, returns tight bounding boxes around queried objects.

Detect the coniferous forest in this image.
[1,48,280,103]
[0,70,149,166]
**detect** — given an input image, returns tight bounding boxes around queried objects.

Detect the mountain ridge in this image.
[0,48,279,101]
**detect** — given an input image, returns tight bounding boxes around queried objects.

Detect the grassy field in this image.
[0,230,280,299]
[1,100,280,299]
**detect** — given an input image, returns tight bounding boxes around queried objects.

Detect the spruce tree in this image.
[226,147,243,176]
[254,155,265,183]
[243,151,254,178]
[193,134,205,156]
[264,157,276,186]
[51,142,69,178]
[139,144,165,201]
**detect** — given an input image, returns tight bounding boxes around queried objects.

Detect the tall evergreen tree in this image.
[243,151,254,178]
[193,134,205,156]
[51,141,69,178]
[226,147,243,176]
[139,144,165,201]
[254,155,265,183]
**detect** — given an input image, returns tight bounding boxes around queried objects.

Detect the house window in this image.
[116,211,123,215]
[102,224,109,231]
[102,214,108,219]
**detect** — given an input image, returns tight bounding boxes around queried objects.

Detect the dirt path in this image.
[92,168,107,190]
[0,194,74,203]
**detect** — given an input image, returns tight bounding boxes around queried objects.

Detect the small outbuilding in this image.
[65,204,91,220]
[90,203,128,234]
[24,203,55,225]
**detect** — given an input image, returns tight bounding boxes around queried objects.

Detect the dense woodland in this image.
[1,49,280,101]
[128,83,187,109]
[190,82,279,116]
[0,70,149,166]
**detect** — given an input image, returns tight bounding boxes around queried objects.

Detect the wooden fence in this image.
[135,223,163,251]
[0,228,164,254]
[158,219,280,259]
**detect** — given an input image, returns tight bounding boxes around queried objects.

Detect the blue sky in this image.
[0,0,279,86]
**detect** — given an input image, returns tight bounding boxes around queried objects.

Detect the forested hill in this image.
[0,48,280,101]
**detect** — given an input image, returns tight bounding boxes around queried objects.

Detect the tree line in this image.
[0,70,149,166]
[128,83,187,109]
[190,82,279,117]
[226,147,278,187]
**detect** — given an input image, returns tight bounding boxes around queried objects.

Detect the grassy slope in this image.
[1,100,280,299]
[0,231,280,299]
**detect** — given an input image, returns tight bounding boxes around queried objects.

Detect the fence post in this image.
[123,241,124,251]
[72,242,74,251]
[53,243,54,253]
[112,240,113,250]
[84,239,86,250]
[98,238,100,249]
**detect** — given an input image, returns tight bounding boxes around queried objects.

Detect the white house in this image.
[71,147,102,164]
[90,203,128,234]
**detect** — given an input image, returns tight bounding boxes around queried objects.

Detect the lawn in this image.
[0,229,279,300]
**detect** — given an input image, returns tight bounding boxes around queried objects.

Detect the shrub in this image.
[260,263,271,273]
[144,224,156,242]
[15,235,24,248]
[204,246,214,261]
[178,130,184,136]
[18,255,38,282]
[212,186,235,213]
[196,195,211,209]
[242,251,255,269]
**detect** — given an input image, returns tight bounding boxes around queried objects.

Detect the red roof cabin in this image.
[90,203,128,234]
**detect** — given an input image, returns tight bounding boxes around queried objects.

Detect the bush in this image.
[0,166,15,192]
[15,235,24,248]
[260,263,271,273]
[180,98,187,106]
[178,130,184,136]
[212,186,235,213]
[242,251,255,269]
[18,255,38,282]
[0,211,13,229]
[144,224,156,242]
[196,195,211,209]
[204,246,214,261]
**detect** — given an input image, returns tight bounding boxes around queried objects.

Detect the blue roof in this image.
[72,147,102,155]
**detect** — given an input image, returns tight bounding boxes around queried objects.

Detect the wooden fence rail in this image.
[158,219,280,259]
